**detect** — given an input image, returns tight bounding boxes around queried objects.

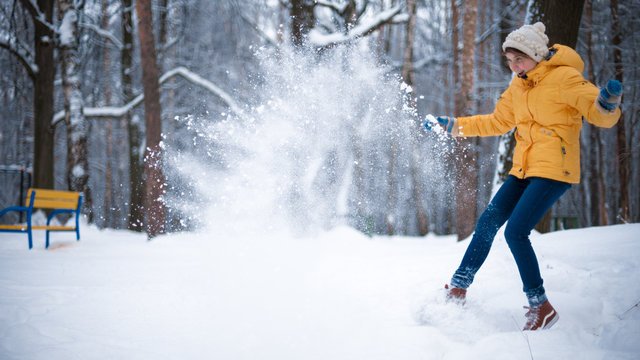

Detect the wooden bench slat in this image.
[0,224,28,230]
[0,225,75,231]
[27,188,79,199]
[27,188,81,210]
[33,225,75,231]
[31,200,78,209]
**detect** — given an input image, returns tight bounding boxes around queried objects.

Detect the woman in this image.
[424,22,622,330]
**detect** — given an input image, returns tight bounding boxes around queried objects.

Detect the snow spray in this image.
[165,46,452,237]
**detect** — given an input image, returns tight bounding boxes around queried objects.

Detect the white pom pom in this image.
[533,22,546,34]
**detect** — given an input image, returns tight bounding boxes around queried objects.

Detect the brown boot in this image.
[523,300,559,330]
[444,284,467,305]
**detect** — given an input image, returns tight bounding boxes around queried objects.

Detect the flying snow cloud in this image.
[166,46,447,237]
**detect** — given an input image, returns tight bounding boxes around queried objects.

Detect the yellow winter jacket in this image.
[456,44,621,184]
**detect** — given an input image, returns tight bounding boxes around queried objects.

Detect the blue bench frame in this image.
[0,189,83,249]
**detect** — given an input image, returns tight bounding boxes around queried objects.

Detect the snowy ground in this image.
[0,223,639,360]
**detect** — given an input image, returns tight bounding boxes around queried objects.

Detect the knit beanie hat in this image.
[502,22,549,62]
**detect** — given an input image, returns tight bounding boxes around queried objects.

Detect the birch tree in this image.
[58,0,92,220]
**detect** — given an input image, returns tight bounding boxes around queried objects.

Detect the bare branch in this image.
[0,31,37,79]
[18,0,58,35]
[237,11,280,48]
[52,66,244,126]
[79,22,123,49]
[316,0,348,14]
[163,66,244,117]
[309,4,404,48]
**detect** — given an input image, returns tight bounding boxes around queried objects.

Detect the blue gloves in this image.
[423,115,456,134]
[597,79,622,113]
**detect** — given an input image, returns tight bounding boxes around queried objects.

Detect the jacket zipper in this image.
[560,139,568,175]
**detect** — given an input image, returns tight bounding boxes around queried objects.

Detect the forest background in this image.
[1,0,638,240]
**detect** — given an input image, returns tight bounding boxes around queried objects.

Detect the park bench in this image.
[0,188,83,249]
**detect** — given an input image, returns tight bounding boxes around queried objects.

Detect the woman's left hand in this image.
[597,79,623,113]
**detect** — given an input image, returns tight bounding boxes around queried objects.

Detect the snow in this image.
[59,11,77,47]
[1,223,638,359]
[71,164,85,178]
[15,11,638,358]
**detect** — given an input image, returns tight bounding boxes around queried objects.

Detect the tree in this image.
[528,0,584,46]
[100,0,115,228]
[583,0,608,226]
[288,0,403,49]
[11,0,56,190]
[401,0,429,235]
[57,0,92,220]
[290,0,316,47]
[609,0,629,223]
[136,0,166,238]
[122,0,145,231]
[454,0,479,241]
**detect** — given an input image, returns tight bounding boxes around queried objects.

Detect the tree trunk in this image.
[58,0,92,221]
[584,0,608,226]
[401,0,416,87]
[101,0,114,228]
[448,0,460,236]
[385,140,398,235]
[158,0,170,55]
[290,0,315,47]
[455,1,479,241]
[32,0,55,191]
[528,0,584,45]
[451,0,460,111]
[136,0,166,238]
[122,0,144,231]
[401,0,428,235]
[349,136,367,234]
[610,0,629,223]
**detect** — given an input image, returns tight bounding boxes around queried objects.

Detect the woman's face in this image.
[505,52,538,77]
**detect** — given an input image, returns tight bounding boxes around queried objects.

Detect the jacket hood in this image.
[544,44,584,73]
[521,44,584,85]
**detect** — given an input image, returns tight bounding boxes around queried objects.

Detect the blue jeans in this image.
[450,175,571,306]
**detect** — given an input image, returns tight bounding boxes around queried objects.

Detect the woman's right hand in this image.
[423,115,457,134]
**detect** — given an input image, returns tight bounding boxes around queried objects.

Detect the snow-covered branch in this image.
[18,0,58,35]
[308,5,404,48]
[80,22,123,49]
[162,66,245,116]
[162,36,180,53]
[316,0,349,14]
[52,66,244,126]
[238,11,280,49]
[0,32,38,79]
